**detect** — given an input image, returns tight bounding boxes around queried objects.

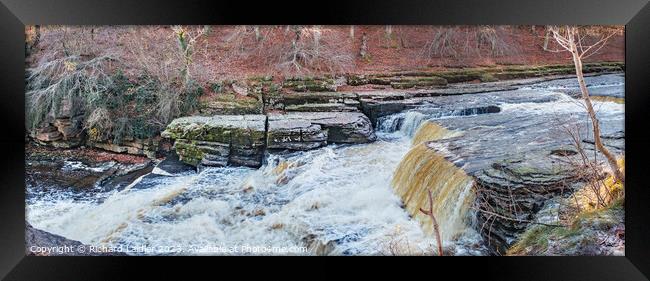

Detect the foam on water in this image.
[377,111,427,136]
[28,132,484,255]
[499,91,624,117]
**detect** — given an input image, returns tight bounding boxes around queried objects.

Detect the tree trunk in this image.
[254,26,261,41]
[543,29,550,51]
[569,37,625,184]
[360,32,369,60]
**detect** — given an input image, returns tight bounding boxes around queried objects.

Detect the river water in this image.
[26,74,624,256]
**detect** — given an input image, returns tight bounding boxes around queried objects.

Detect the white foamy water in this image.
[27,130,484,256]
[377,111,427,136]
[499,91,624,117]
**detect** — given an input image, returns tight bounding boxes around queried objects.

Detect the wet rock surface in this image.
[360,73,622,125]
[522,73,624,99]
[26,145,153,194]
[267,115,328,151]
[153,152,196,175]
[381,75,624,253]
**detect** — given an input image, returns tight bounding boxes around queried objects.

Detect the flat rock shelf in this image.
[162,112,376,168]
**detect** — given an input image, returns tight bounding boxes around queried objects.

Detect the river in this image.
[26,73,624,256]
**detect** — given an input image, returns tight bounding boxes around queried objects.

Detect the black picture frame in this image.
[1,0,649,280]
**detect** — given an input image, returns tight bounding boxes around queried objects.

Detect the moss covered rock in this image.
[162,115,266,168]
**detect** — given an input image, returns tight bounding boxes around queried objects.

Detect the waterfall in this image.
[391,122,475,244]
[399,111,427,136]
[377,111,426,136]
[411,121,463,145]
[377,106,497,137]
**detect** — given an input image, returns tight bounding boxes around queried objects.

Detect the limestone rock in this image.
[88,138,160,159]
[276,112,377,144]
[232,82,249,96]
[282,77,336,92]
[267,115,328,151]
[162,115,266,168]
[163,112,377,166]
[383,80,624,254]
[280,91,360,113]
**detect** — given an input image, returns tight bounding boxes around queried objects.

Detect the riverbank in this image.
[29,62,624,160]
[26,73,625,255]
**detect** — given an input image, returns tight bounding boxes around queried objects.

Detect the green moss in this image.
[199,95,263,115]
[507,224,582,255]
[230,128,265,147]
[346,75,368,86]
[367,77,393,85]
[174,139,205,166]
[573,203,624,231]
[479,73,498,82]
[390,76,447,89]
[282,78,336,92]
[247,75,273,83]
[508,203,624,256]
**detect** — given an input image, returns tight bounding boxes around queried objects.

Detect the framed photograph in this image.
[1,0,649,280]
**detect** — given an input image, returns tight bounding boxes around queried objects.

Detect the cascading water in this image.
[377,111,427,136]
[391,120,476,244]
[28,126,488,256]
[411,121,463,145]
[27,114,485,255]
[28,75,623,256]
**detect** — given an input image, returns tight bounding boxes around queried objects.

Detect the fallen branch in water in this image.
[419,190,444,256]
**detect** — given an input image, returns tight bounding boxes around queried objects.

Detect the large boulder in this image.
[162,115,267,168]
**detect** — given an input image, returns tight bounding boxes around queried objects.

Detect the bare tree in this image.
[171,25,209,86]
[273,26,353,74]
[546,25,624,184]
[360,32,369,60]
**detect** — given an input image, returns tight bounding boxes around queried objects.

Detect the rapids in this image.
[26,73,624,256]
[26,132,485,255]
